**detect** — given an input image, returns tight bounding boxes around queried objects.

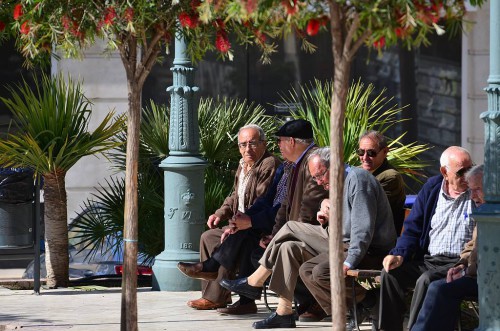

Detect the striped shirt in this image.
[428,182,474,257]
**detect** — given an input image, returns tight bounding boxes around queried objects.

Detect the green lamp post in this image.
[475,1,500,329]
[152,30,207,291]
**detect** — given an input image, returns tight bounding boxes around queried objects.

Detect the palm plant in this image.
[70,97,279,262]
[281,79,430,182]
[0,73,125,288]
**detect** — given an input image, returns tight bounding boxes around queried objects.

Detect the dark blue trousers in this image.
[411,276,478,331]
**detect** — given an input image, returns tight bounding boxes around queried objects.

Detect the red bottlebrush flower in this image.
[179,12,199,29]
[245,0,257,14]
[373,36,385,49]
[255,30,266,44]
[190,0,201,10]
[306,19,320,36]
[104,6,117,25]
[215,31,231,53]
[13,4,23,20]
[395,27,409,38]
[281,0,298,16]
[0,21,5,32]
[124,7,134,22]
[213,19,225,30]
[62,16,71,31]
[20,21,30,35]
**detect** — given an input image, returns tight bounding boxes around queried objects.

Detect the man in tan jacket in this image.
[178,124,280,310]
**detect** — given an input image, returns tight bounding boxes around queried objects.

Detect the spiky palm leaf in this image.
[71,97,279,262]
[0,73,125,287]
[281,79,430,181]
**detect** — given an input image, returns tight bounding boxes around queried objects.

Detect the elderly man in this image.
[220,147,396,329]
[358,130,406,235]
[411,165,483,331]
[178,124,281,310]
[378,146,475,331]
[298,146,398,327]
[179,120,327,313]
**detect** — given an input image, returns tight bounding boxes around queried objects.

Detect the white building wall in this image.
[462,2,489,164]
[51,42,127,222]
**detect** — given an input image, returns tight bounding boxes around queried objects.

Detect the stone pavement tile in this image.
[0,287,374,330]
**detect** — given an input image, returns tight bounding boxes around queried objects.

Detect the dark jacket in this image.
[245,162,285,234]
[389,175,443,261]
[272,146,328,235]
[214,151,281,221]
[373,159,406,235]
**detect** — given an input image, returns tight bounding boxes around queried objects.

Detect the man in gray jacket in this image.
[220,147,396,329]
[298,151,397,329]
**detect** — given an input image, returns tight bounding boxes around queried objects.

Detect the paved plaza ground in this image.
[0,266,375,331]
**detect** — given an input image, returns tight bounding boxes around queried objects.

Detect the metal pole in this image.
[152,27,207,291]
[475,2,500,330]
[33,175,41,294]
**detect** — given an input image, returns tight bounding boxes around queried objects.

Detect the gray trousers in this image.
[259,222,329,301]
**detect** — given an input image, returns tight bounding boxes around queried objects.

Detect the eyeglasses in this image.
[446,166,472,178]
[238,140,261,149]
[312,169,328,182]
[356,148,380,157]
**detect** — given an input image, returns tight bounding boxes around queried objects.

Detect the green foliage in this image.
[0,1,484,65]
[70,97,278,261]
[281,79,430,181]
[0,73,125,174]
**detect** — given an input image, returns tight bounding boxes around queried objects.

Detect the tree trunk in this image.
[121,87,141,331]
[329,2,355,330]
[43,170,69,288]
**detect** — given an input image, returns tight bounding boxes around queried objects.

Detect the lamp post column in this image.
[152,31,207,291]
[475,1,500,329]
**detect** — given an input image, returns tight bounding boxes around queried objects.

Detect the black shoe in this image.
[346,318,356,331]
[252,311,296,329]
[346,305,370,330]
[219,278,262,301]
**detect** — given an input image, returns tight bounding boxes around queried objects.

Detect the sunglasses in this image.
[356,148,380,157]
[448,166,472,178]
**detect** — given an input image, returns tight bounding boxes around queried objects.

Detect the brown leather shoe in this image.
[187,298,226,310]
[177,262,218,281]
[298,303,328,322]
[217,300,257,315]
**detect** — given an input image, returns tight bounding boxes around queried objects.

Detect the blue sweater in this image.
[389,175,443,261]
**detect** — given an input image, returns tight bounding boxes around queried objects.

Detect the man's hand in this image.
[383,255,404,272]
[260,235,273,249]
[207,214,221,229]
[317,200,330,225]
[343,264,350,278]
[220,228,232,243]
[229,212,252,233]
[446,265,466,283]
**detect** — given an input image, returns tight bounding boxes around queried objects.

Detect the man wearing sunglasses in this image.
[357,130,406,236]
[378,146,475,331]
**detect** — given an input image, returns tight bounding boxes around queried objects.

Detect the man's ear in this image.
[381,147,389,157]
[440,166,447,178]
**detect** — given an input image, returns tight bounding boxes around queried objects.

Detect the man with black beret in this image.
[178,119,328,316]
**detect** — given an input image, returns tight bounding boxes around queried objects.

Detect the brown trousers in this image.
[299,249,384,314]
[259,222,329,301]
[199,228,233,304]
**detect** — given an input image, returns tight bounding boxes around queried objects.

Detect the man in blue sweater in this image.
[378,146,475,331]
